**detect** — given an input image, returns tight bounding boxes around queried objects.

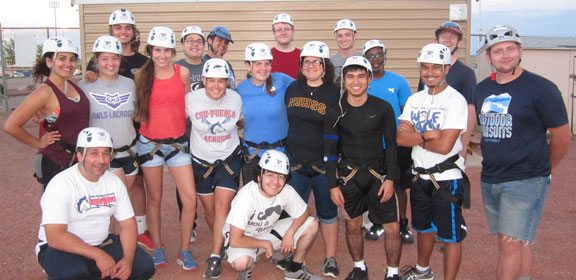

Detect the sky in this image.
[1,0,575,53]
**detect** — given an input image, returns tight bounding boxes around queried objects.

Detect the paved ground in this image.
[0,111,574,280]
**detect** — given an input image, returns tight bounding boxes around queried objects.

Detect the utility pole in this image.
[49,1,60,36]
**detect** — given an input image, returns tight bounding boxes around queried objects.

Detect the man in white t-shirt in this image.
[224,150,321,280]
[35,127,155,280]
[397,44,468,280]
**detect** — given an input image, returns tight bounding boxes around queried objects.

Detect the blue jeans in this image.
[288,165,338,224]
[38,234,155,280]
[481,176,550,242]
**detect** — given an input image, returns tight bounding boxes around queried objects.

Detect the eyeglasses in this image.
[184,39,204,46]
[302,60,322,67]
[365,53,385,60]
[262,171,287,181]
[274,27,293,33]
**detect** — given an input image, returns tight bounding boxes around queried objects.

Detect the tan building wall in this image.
[78,0,471,90]
[476,48,576,134]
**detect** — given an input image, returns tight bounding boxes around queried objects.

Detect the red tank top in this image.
[39,79,90,167]
[139,64,187,140]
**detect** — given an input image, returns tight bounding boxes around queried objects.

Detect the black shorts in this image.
[410,177,467,242]
[193,155,241,195]
[110,156,139,176]
[396,146,413,190]
[339,167,399,225]
[34,154,66,191]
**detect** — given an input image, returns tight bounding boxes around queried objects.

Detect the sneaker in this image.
[322,257,340,278]
[400,266,434,280]
[387,274,401,280]
[203,256,221,278]
[345,267,368,280]
[237,264,254,280]
[177,249,198,270]
[190,229,197,243]
[284,267,322,280]
[399,218,414,244]
[273,252,293,271]
[152,248,167,267]
[365,224,385,240]
[137,230,155,251]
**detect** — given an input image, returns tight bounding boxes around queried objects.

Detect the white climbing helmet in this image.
[180,25,205,42]
[76,127,114,150]
[342,55,373,79]
[244,42,273,61]
[417,43,451,65]
[42,37,80,57]
[202,58,230,78]
[362,39,386,55]
[147,26,176,49]
[272,13,294,27]
[300,41,330,59]
[109,9,136,25]
[259,150,290,175]
[92,35,122,55]
[334,19,357,33]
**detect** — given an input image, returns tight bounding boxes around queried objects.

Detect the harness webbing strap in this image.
[412,154,471,209]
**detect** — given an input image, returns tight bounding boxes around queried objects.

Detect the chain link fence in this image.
[0,26,79,112]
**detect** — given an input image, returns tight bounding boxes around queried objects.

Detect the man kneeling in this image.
[224,150,321,280]
[35,127,155,280]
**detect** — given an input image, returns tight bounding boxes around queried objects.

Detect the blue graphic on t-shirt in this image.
[411,109,441,131]
[479,93,513,140]
[89,91,132,110]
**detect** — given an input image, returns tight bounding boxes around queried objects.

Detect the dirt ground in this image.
[0,112,574,280]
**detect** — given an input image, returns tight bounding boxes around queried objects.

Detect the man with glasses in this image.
[331,19,363,84]
[271,13,301,79]
[224,150,321,280]
[176,26,206,90]
[362,40,414,244]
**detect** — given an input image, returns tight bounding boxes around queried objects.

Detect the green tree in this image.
[35,43,43,63]
[2,39,15,65]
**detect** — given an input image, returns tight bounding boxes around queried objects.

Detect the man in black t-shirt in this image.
[475,24,571,280]
[324,56,401,280]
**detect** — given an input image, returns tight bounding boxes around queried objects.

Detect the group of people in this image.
[3,7,571,280]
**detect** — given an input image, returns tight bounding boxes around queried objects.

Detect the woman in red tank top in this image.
[4,37,89,190]
[134,26,198,270]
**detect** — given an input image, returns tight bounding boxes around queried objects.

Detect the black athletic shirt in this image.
[417,59,477,104]
[324,94,398,188]
[285,80,340,163]
[87,52,148,80]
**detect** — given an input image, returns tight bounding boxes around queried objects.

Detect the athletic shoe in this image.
[400,218,414,244]
[237,264,254,280]
[322,257,340,278]
[386,274,401,280]
[203,256,221,278]
[152,248,167,267]
[273,252,293,271]
[400,266,434,280]
[284,267,322,280]
[137,230,155,251]
[190,229,197,243]
[365,224,385,240]
[345,267,368,280]
[177,249,198,270]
